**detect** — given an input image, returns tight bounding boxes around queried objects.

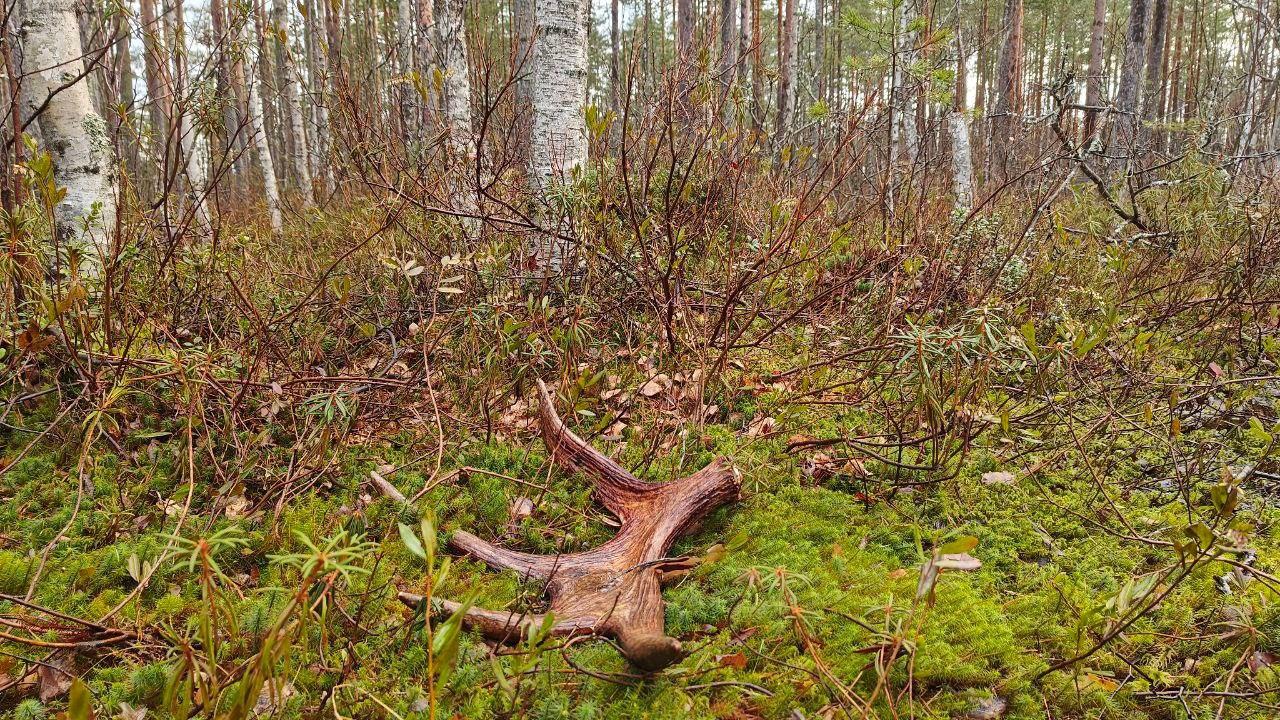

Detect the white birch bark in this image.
[274,0,313,206]
[304,0,331,193]
[169,0,211,231]
[529,0,589,270]
[434,0,472,152]
[241,5,283,232]
[890,2,919,169]
[948,111,975,212]
[19,0,117,258]
[949,4,974,213]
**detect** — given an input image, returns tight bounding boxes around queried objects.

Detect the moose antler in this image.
[399,379,740,671]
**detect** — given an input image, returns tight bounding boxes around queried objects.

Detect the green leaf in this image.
[937,535,979,555]
[432,590,478,684]
[399,522,425,561]
[1247,417,1273,445]
[1184,523,1214,550]
[68,677,95,720]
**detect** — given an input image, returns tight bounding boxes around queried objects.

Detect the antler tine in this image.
[397,593,597,642]
[449,530,565,579]
[536,379,652,516]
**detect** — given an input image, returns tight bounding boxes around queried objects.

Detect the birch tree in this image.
[434,0,472,152]
[274,0,313,206]
[19,0,117,257]
[241,1,283,232]
[529,0,589,269]
[948,2,974,212]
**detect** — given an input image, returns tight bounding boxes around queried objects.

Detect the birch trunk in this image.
[949,2,974,213]
[19,0,117,255]
[304,0,331,194]
[529,0,589,270]
[242,4,283,232]
[169,0,211,230]
[274,0,313,205]
[434,0,472,152]
[890,1,918,168]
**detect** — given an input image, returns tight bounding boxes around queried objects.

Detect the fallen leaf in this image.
[509,497,535,522]
[981,471,1016,485]
[639,374,671,397]
[746,415,776,437]
[966,696,1008,719]
[1249,650,1278,673]
[717,652,748,670]
[37,651,74,701]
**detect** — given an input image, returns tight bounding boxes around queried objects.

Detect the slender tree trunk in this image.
[774,0,796,140]
[611,0,621,121]
[138,0,169,169]
[304,0,331,194]
[398,0,416,144]
[1234,0,1266,155]
[718,0,736,120]
[273,0,313,205]
[949,0,974,212]
[991,0,1023,179]
[434,0,472,153]
[170,0,211,230]
[677,0,693,67]
[19,0,117,257]
[1113,0,1148,163]
[749,0,763,128]
[890,0,919,168]
[513,0,535,164]
[1082,0,1106,142]
[1142,0,1168,129]
[243,0,283,232]
[529,0,589,269]
[113,7,136,175]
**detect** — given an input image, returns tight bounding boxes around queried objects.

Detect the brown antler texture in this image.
[400,379,740,671]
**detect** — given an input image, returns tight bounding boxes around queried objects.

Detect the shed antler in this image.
[400,379,740,671]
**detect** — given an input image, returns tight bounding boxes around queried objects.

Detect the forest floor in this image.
[2,165,1280,719]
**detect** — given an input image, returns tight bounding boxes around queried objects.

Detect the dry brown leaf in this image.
[639,374,671,397]
[746,415,776,437]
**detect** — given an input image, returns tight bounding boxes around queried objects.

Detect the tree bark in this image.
[241,2,283,232]
[18,0,117,257]
[304,0,331,194]
[990,0,1022,179]
[949,0,974,212]
[529,0,589,270]
[890,0,919,168]
[774,0,796,140]
[434,0,472,153]
[274,0,313,206]
[718,0,736,122]
[1082,0,1106,142]
[1113,0,1148,163]
[1142,0,1168,128]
